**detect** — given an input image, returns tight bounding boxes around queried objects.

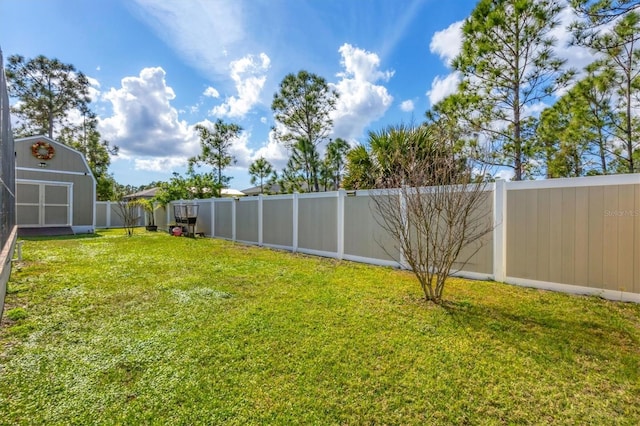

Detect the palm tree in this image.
[342,145,376,189]
[343,124,468,189]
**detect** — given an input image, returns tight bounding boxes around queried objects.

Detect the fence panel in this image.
[450,190,494,275]
[343,193,397,262]
[0,47,17,319]
[236,199,259,243]
[95,202,143,228]
[214,201,233,239]
[506,179,640,296]
[193,200,212,236]
[155,205,168,230]
[262,197,293,248]
[95,202,107,227]
[298,195,338,254]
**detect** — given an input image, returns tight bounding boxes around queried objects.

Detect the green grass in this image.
[1,229,639,425]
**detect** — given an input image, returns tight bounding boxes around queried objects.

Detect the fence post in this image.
[399,187,408,269]
[166,202,171,230]
[210,199,215,238]
[493,179,507,282]
[292,193,299,253]
[232,198,237,241]
[337,189,345,259]
[106,201,111,228]
[258,194,263,246]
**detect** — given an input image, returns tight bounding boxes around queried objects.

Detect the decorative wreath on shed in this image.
[31,141,55,160]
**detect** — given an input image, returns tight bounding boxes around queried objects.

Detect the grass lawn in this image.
[1,229,639,424]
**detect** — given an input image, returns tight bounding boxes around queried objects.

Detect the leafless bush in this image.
[115,199,140,237]
[370,124,494,303]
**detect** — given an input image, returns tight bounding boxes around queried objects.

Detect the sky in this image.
[0,0,593,190]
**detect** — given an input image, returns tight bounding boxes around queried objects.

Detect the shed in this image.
[15,135,96,235]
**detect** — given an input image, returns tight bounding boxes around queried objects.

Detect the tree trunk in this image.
[598,127,608,174]
[626,76,634,173]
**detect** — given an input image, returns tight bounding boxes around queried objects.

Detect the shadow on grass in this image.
[19,233,104,242]
[440,297,638,363]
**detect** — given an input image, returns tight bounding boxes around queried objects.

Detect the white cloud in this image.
[134,156,188,172]
[523,101,549,118]
[429,21,463,66]
[331,44,394,140]
[550,5,604,97]
[228,131,253,168]
[426,72,461,106]
[337,44,394,82]
[425,21,465,107]
[204,86,220,98]
[86,76,101,103]
[252,129,289,171]
[552,7,600,73]
[400,100,415,112]
[495,168,515,181]
[131,0,246,78]
[211,53,271,118]
[99,67,197,157]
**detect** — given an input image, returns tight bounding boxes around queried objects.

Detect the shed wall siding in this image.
[15,137,95,230]
[16,138,88,173]
[17,170,94,226]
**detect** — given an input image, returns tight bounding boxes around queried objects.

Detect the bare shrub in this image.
[370,124,493,303]
[115,199,140,237]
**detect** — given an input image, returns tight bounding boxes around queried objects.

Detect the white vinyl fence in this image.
[95,201,145,228]
[157,174,640,303]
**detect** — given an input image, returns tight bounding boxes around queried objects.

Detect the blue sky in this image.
[0,0,588,190]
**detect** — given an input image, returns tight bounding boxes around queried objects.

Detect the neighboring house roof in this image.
[240,182,332,195]
[123,187,160,200]
[124,187,246,200]
[221,188,246,197]
[241,183,282,196]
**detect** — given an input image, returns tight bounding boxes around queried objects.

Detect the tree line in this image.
[343,0,639,188]
[253,0,640,193]
[6,0,639,204]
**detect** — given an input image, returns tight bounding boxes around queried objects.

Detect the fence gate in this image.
[16,181,71,227]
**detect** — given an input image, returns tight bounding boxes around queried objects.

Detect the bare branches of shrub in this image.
[370,124,494,303]
[115,199,140,237]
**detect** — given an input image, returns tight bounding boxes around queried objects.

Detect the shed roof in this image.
[15,135,93,175]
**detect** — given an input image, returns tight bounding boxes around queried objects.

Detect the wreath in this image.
[31,141,55,160]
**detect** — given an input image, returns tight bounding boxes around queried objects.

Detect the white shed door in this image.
[17,182,71,227]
